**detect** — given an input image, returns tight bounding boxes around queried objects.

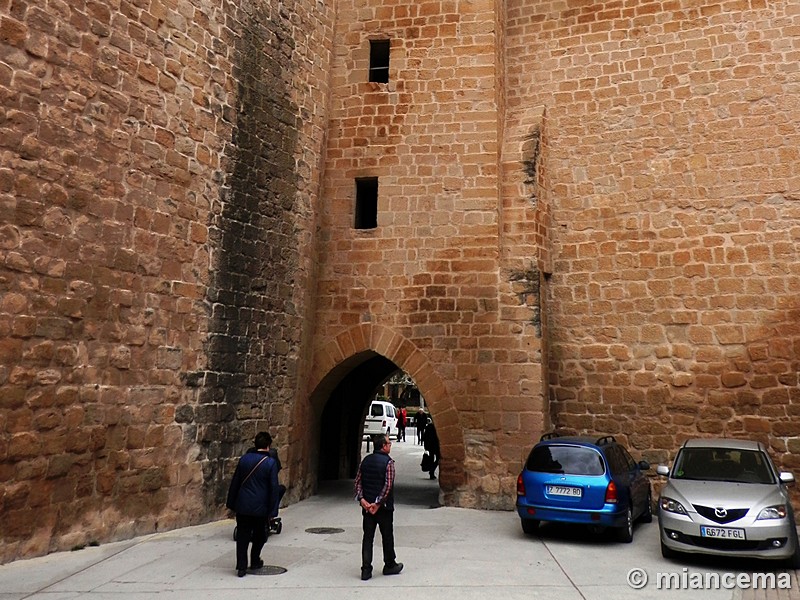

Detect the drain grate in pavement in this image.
[250,565,287,576]
[305,527,345,535]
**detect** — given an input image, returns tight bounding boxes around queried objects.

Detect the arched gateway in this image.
[307,324,466,497]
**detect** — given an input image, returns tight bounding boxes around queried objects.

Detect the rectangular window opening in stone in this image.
[355,177,378,229]
[369,40,390,83]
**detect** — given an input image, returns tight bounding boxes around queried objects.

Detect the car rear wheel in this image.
[639,488,653,523]
[616,505,634,543]
[521,518,539,535]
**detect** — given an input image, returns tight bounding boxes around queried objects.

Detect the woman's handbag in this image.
[420,452,433,472]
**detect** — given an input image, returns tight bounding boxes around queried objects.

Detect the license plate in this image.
[700,527,746,539]
[546,485,582,497]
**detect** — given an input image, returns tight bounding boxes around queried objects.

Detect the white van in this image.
[363,400,398,440]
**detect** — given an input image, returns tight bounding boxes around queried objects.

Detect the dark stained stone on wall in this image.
[185,2,303,507]
[522,126,541,205]
[508,264,542,337]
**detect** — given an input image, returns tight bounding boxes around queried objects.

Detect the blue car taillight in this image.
[605,481,618,504]
[517,473,526,496]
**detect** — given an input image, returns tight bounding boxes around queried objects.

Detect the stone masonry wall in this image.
[189,0,332,515]
[0,0,331,562]
[3,0,799,563]
[505,1,800,480]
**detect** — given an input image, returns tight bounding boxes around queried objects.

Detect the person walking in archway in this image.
[422,421,440,479]
[397,406,407,442]
[354,433,403,581]
[414,408,427,445]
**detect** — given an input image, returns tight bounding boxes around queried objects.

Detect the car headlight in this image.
[756,505,788,520]
[660,497,687,515]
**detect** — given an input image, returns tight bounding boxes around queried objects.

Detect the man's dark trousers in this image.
[236,514,267,570]
[361,507,396,570]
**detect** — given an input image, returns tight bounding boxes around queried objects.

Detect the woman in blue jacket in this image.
[226,432,280,577]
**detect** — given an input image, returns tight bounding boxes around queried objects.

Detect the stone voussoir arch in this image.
[309,323,467,491]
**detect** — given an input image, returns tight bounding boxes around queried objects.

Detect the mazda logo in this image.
[714,507,728,519]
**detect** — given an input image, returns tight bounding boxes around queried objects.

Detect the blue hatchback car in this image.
[516,433,652,542]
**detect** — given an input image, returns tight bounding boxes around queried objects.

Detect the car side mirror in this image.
[656,465,670,477]
[779,472,795,485]
[638,460,650,471]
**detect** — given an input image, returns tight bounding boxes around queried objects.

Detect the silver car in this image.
[657,438,799,567]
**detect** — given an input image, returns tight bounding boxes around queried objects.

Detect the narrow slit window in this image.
[369,40,390,83]
[355,178,378,229]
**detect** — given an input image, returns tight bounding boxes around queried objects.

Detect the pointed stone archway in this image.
[307,324,466,499]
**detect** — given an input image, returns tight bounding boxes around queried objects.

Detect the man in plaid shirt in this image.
[354,433,404,581]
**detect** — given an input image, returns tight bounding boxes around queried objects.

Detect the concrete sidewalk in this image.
[1,438,797,600]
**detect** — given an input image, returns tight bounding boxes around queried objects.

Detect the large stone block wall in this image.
[505,1,800,474]
[193,0,333,513]
[3,0,799,563]
[0,0,331,562]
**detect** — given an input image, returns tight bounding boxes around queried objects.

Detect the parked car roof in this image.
[682,438,764,451]
[538,434,618,447]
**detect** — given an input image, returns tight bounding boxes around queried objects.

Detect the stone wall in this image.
[193,0,333,514]
[2,0,799,563]
[0,0,331,562]
[505,1,800,473]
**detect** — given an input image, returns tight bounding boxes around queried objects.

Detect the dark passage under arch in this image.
[318,353,398,481]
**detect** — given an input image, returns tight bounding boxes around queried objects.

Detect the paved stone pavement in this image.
[1,434,797,600]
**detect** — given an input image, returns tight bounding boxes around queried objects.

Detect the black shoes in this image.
[362,562,403,579]
[238,559,263,577]
[383,562,404,576]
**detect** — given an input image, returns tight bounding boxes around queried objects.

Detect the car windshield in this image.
[671,448,775,484]
[526,445,605,475]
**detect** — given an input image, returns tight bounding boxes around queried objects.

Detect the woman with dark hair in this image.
[226,432,279,577]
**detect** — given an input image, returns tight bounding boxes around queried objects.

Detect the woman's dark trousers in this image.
[236,514,267,570]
